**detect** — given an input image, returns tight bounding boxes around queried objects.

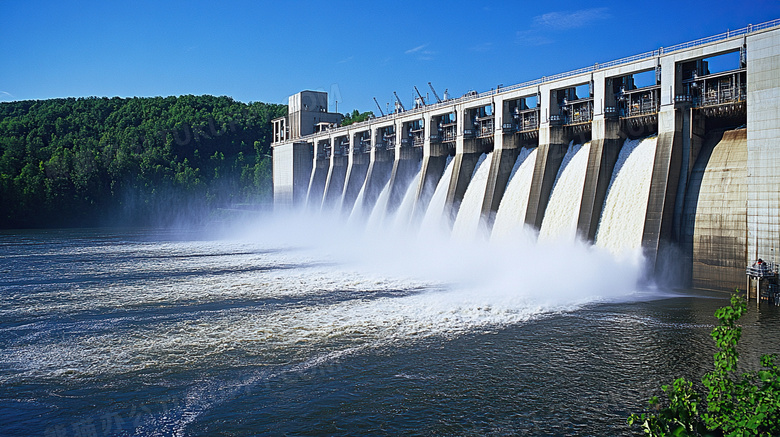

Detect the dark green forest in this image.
[340,109,374,126]
[0,95,287,228]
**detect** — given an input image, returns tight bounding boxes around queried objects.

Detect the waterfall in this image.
[347,136,655,254]
[392,169,423,232]
[491,148,536,242]
[595,136,658,254]
[331,191,345,215]
[420,159,455,235]
[451,153,492,241]
[366,180,392,231]
[348,183,368,224]
[538,142,591,243]
[365,162,421,232]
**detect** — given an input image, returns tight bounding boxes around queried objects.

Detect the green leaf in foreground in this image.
[628,294,780,436]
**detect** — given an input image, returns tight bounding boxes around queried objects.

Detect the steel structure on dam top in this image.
[272,19,780,293]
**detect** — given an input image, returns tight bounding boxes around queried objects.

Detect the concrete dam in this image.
[272,20,780,292]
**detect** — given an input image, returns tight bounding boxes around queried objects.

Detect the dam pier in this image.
[272,20,780,293]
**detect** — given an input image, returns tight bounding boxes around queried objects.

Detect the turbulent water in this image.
[366,179,392,230]
[1,226,779,436]
[348,182,368,223]
[3,134,779,435]
[491,148,536,242]
[539,142,591,242]
[595,136,658,255]
[391,169,422,232]
[420,159,455,235]
[451,153,491,240]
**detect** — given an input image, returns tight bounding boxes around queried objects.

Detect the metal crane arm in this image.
[373,97,385,117]
[393,92,406,112]
[428,82,443,103]
[413,86,426,106]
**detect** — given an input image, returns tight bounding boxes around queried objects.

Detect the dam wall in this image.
[747,29,780,273]
[683,129,748,291]
[272,21,780,291]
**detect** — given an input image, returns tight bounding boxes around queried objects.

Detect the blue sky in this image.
[2,0,779,113]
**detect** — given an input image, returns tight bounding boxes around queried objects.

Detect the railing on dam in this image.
[746,262,778,279]
[293,18,780,143]
[441,124,457,142]
[676,69,748,113]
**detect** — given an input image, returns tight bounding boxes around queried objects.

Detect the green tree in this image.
[628,294,780,436]
[340,109,374,126]
[0,95,287,227]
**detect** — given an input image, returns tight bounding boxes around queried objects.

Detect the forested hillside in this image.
[0,95,286,228]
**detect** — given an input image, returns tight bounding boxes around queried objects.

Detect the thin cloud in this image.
[0,91,15,101]
[405,44,428,54]
[515,7,610,46]
[405,43,435,61]
[515,30,553,47]
[533,8,610,30]
[337,56,354,64]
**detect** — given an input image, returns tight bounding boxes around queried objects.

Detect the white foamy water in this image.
[415,155,453,221]
[539,142,591,242]
[491,148,536,242]
[391,168,422,232]
[419,158,455,236]
[596,136,658,255]
[1,137,657,396]
[451,153,491,240]
[0,237,430,382]
[347,182,367,224]
[0,213,644,385]
[366,179,391,230]
[366,164,421,231]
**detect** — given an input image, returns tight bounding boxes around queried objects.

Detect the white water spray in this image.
[419,158,455,236]
[595,136,658,255]
[491,148,536,242]
[366,180,391,231]
[451,153,492,241]
[391,169,422,232]
[348,182,368,224]
[538,142,591,242]
[6,138,658,386]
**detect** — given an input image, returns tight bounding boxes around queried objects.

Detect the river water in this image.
[1,222,779,436]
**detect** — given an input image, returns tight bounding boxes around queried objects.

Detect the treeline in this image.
[0,95,287,228]
[340,109,374,126]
